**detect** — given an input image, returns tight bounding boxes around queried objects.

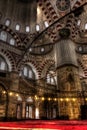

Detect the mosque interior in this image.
[0,0,87,120]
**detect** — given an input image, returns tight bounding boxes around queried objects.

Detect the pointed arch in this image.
[40,59,55,79]
[0,50,16,71]
[19,61,39,80]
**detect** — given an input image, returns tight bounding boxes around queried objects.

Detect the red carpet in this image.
[0,120,87,130]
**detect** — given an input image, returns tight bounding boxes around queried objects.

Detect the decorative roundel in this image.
[56,0,70,11]
[59,28,70,38]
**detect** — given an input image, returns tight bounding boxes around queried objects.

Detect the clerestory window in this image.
[0,56,8,71]
[0,31,7,42]
[22,65,35,79]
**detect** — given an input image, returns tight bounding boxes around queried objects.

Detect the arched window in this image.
[24,67,28,76]
[47,74,50,83]
[0,56,8,71]
[0,61,5,70]
[85,23,87,30]
[51,77,54,84]
[26,26,30,32]
[9,38,15,45]
[46,73,56,85]
[16,24,20,31]
[36,24,40,32]
[0,31,7,42]
[77,19,81,26]
[78,46,82,52]
[44,21,49,28]
[29,70,32,78]
[5,19,10,26]
[41,47,44,52]
[22,65,35,79]
[29,48,32,52]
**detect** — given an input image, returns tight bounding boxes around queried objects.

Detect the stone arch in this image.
[0,49,16,71]
[19,60,39,80]
[40,59,55,79]
[27,62,39,79]
[0,24,21,46]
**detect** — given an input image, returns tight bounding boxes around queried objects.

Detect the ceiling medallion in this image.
[59,28,70,38]
[56,0,70,11]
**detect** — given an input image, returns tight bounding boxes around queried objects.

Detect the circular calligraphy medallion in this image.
[56,0,70,11]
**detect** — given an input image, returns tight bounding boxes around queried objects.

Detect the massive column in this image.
[7,71,19,119]
[55,28,81,119]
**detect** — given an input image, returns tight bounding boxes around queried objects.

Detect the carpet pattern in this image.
[0,120,87,130]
